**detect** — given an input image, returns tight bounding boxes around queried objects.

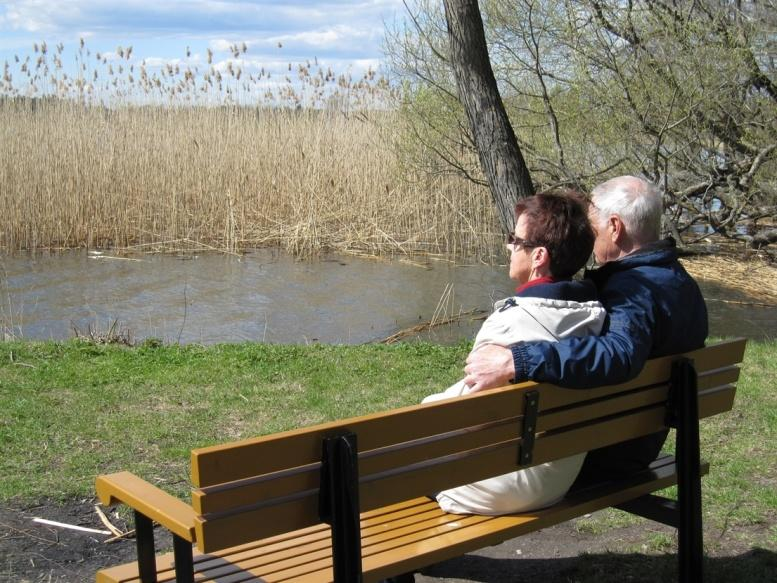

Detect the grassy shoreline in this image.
[0,338,774,549]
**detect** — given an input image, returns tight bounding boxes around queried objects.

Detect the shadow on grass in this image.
[420,548,776,582]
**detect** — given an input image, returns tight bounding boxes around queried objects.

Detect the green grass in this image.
[0,337,774,555]
[569,339,777,551]
[697,339,777,548]
[0,340,467,500]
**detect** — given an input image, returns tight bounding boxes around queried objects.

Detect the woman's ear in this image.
[532,246,551,270]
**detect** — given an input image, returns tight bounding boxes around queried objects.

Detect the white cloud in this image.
[1,1,403,35]
[271,24,371,49]
[1,1,64,33]
[209,39,233,52]
[0,0,407,79]
[142,56,184,68]
[206,24,378,63]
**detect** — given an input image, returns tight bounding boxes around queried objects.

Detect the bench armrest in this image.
[96,471,196,542]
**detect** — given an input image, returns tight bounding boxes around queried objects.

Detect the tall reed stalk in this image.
[0,41,504,260]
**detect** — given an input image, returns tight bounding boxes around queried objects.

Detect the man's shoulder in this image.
[598,259,701,303]
[589,238,695,287]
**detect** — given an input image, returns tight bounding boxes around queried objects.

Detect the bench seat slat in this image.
[189,499,442,570]
[300,457,705,583]
[198,509,488,583]
[193,506,477,582]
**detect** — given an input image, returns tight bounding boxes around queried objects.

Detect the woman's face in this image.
[508,214,534,284]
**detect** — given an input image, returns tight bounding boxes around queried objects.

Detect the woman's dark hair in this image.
[514,189,594,279]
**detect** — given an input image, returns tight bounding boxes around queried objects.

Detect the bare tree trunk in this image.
[442,0,535,232]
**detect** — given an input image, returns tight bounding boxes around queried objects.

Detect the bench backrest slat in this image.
[193,384,734,552]
[538,364,739,431]
[191,338,746,552]
[192,386,530,488]
[533,384,736,463]
[191,369,737,518]
[533,341,744,410]
[191,341,744,489]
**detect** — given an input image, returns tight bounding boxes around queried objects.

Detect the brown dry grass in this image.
[0,99,501,259]
[0,40,503,260]
[2,42,774,276]
[682,255,777,305]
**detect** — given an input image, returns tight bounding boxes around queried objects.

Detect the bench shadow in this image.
[419,547,776,582]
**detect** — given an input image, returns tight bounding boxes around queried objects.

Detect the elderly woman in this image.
[424,190,605,515]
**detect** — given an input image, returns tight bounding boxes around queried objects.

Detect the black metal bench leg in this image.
[672,358,704,583]
[173,534,195,583]
[134,511,157,583]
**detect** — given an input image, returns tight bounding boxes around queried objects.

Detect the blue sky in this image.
[0,1,405,85]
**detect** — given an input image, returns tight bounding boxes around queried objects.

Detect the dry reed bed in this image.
[0,99,501,259]
[681,255,777,305]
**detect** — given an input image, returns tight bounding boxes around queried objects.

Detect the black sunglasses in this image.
[505,233,540,249]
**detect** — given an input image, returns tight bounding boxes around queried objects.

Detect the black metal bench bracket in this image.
[172,534,194,583]
[319,431,363,583]
[518,390,540,466]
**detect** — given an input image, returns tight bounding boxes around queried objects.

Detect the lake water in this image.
[1,249,774,344]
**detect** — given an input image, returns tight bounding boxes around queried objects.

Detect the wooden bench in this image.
[95,338,746,583]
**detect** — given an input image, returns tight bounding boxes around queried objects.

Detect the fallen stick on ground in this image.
[104,529,136,543]
[94,505,123,537]
[378,308,487,344]
[32,517,111,535]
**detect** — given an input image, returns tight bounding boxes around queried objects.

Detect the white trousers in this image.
[423,381,585,515]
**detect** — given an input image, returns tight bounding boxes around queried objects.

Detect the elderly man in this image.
[464,175,708,482]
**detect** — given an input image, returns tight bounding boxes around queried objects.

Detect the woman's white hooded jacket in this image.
[423,279,606,515]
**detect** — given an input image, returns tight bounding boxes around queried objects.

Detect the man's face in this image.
[588,204,614,265]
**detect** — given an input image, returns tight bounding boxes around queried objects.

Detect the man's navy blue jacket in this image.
[510,238,708,478]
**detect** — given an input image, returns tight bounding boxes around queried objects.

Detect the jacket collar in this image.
[515,278,598,302]
[515,276,555,294]
[585,237,678,283]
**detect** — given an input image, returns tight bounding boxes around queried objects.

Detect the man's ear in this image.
[609,215,625,243]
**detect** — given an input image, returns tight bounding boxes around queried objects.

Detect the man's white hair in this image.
[591,176,662,244]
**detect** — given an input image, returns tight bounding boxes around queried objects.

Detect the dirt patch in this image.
[0,499,774,582]
[0,499,169,583]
